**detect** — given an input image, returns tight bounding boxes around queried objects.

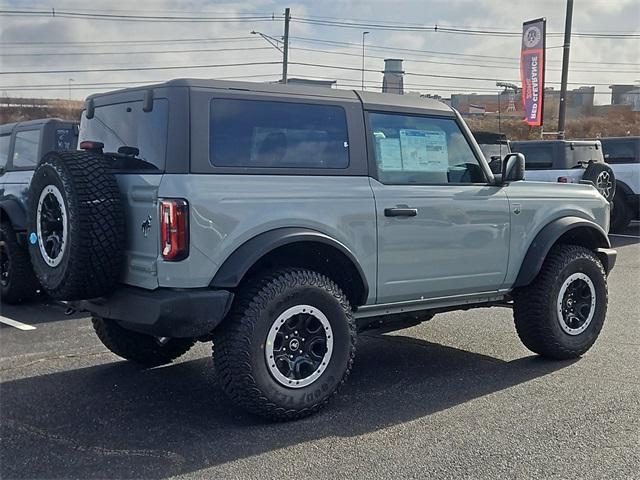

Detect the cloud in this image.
[0,0,638,104]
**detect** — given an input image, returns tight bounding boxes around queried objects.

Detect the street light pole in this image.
[361,31,370,90]
[282,8,290,84]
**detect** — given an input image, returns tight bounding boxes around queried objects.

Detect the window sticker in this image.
[377,137,403,171]
[399,129,448,172]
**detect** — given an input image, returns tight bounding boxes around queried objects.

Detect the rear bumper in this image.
[595,247,617,274]
[70,286,234,338]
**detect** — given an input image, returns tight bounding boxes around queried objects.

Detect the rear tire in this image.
[0,222,39,304]
[213,268,356,421]
[610,191,632,233]
[513,245,607,360]
[92,317,195,367]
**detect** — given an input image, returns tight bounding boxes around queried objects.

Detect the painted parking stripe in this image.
[609,234,640,239]
[0,316,36,331]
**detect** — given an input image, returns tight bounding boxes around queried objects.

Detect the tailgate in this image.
[116,173,162,289]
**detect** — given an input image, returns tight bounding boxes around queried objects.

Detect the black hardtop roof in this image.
[511,139,602,147]
[85,78,453,115]
[473,131,509,143]
[598,136,640,141]
[0,117,77,135]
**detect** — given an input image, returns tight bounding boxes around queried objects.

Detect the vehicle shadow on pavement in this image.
[0,298,84,326]
[0,333,575,479]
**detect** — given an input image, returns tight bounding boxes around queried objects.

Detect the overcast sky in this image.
[1,0,638,103]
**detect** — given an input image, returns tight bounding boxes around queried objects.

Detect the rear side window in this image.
[79,99,169,170]
[568,144,603,165]
[511,144,554,170]
[0,134,10,168]
[602,140,638,164]
[210,99,349,169]
[55,128,77,151]
[12,130,40,169]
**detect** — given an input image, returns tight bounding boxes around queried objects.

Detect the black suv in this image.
[0,118,78,303]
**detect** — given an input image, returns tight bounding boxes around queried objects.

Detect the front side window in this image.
[0,134,10,168]
[12,130,40,169]
[368,112,485,185]
[210,99,349,169]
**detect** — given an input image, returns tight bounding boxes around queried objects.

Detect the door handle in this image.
[384,206,418,217]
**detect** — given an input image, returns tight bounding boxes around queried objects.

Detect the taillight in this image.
[557,176,568,183]
[160,199,189,261]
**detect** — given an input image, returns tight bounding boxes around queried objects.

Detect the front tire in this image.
[92,317,195,367]
[610,191,632,233]
[513,245,608,359]
[213,268,356,421]
[0,222,39,304]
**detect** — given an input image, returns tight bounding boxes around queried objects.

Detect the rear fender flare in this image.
[210,227,369,305]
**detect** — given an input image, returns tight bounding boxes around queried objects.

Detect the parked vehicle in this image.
[473,131,511,173]
[510,139,616,202]
[600,136,640,232]
[19,80,616,420]
[0,118,78,303]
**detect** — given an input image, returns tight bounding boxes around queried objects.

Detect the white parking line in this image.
[609,234,640,239]
[0,316,36,331]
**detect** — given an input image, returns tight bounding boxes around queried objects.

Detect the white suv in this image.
[601,136,640,232]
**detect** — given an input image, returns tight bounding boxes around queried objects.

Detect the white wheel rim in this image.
[556,272,596,336]
[36,185,68,267]
[264,304,334,389]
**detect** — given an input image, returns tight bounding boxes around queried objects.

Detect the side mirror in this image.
[501,152,525,183]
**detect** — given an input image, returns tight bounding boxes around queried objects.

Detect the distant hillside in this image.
[0,97,83,124]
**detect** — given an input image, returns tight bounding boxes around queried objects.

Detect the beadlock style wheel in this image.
[556,272,596,336]
[264,304,334,388]
[36,184,68,267]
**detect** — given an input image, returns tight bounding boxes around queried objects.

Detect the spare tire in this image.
[583,163,616,202]
[27,151,125,300]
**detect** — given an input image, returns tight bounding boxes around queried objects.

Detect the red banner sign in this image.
[520,18,546,126]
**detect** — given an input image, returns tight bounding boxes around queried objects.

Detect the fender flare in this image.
[210,227,369,304]
[513,216,611,288]
[0,199,27,230]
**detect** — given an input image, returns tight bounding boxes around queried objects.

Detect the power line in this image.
[0,46,274,57]
[0,9,282,23]
[0,61,282,75]
[293,16,640,39]
[290,36,640,66]
[0,36,259,47]
[288,61,620,86]
[287,45,639,75]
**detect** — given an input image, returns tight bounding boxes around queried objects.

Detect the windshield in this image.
[79,99,168,170]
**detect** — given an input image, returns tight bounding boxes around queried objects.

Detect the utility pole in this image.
[361,31,370,90]
[282,8,290,84]
[557,0,574,139]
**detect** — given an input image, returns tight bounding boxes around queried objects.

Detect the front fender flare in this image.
[210,227,369,304]
[513,216,611,288]
[0,199,27,230]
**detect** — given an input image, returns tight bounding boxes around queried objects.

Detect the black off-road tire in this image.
[213,268,356,421]
[27,151,124,300]
[610,191,633,233]
[583,163,616,202]
[513,245,608,360]
[92,317,195,367]
[0,222,40,304]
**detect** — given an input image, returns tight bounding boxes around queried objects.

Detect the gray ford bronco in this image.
[19,79,616,420]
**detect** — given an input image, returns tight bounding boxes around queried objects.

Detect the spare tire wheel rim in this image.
[595,170,612,199]
[556,273,596,335]
[265,305,334,388]
[36,185,68,267]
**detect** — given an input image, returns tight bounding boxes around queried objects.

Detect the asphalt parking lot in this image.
[1,224,639,480]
